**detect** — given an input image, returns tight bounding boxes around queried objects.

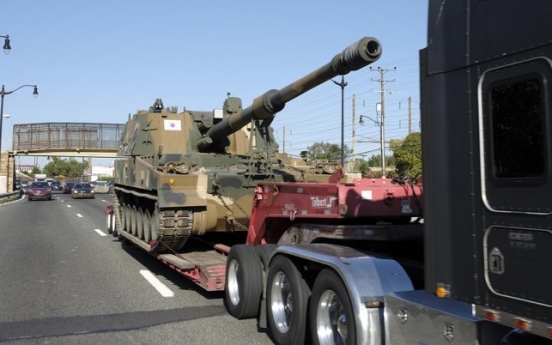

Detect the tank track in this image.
[152,208,193,253]
[113,191,193,253]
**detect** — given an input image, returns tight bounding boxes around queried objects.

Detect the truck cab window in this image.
[490,77,545,179]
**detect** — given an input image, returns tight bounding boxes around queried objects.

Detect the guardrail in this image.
[0,191,21,204]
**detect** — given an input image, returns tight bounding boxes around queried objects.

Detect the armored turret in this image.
[197,37,381,150]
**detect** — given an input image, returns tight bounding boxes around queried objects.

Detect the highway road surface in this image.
[0,192,273,344]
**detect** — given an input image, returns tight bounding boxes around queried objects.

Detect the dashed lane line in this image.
[67,205,71,208]
[94,229,107,236]
[140,270,174,297]
[77,214,83,218]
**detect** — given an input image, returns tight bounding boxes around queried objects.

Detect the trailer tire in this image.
[106,213,113,234]
[310,269,355,345]
[111,212,118,237]
[225,245,263,320]
[266,255,311,345]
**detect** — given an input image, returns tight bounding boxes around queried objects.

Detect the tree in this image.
[43,157,88,178]
[30,166,42,176]
[352,158,370,177]
[366,154,395,168]
[305,142,352,164]
[389,132,422,177]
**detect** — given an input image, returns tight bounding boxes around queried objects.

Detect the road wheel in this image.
[225,244,263,319]
[137,208,145,240]
[130,206,138,236]
[121,204,128,233]
[150,204,160,241]
[266,255,311,345]
[143,209,152,244]
[310,269,355,345]
[125,204,132,234]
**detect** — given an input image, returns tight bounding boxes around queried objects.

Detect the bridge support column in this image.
[0,151,14,193]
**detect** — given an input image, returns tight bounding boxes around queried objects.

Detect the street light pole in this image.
[0,84,38,192]
[332,76,347,167]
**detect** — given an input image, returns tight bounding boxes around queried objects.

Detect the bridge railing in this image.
[11,123,125,151]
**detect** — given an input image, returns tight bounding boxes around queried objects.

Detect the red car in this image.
[28,181,53,201]
[63,182,75,194]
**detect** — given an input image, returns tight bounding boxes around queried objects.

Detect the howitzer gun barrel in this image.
[197,37,382,149]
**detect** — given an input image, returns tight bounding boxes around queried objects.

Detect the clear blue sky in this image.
[1,1,428,167]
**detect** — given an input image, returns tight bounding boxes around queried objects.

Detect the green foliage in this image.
[354,159,370,177]
[366,154,395,168]
[389,132,422,177]
[306,142,352,163]
[354,154,396,178]
[30,166,42,175]
[43,157,89,177]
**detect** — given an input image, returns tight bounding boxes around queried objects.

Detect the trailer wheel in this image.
[310,269,355,345]
[266,255,311,345]
[225,245,263,319]
[111,211,118,237]
[106,213,115,234]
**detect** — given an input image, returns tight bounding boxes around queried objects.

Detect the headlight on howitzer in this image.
[179,163,189,174]
[163,162,190,174]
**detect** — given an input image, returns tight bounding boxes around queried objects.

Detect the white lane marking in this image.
[77,214,83,218]
[67,205,71,208]
[94,229,107,237]
[140,270,174,297]
[101,200,106,202]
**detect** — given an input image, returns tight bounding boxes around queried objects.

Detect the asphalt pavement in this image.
[0,192,273,344]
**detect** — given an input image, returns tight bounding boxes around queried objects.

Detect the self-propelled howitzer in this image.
[111,37,382,253]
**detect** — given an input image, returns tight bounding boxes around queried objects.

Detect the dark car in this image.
[19,181,30,195]
[28,181,52,201]
[63,182,75,194]
[72,183,95,199]
[51,181,63,191]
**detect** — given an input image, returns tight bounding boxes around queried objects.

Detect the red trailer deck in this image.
[106,170,423,291]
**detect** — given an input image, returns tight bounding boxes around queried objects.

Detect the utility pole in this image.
[283,126,286,154]
[408,96,412,134]
[352,94,356,157]
[370,66,396,177]
[276,126,292,153]
[281,126,292,154]
[332,76,347,167]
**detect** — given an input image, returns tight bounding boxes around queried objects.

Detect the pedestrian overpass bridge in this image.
[8,122,125,157]
[1,122,126,193]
